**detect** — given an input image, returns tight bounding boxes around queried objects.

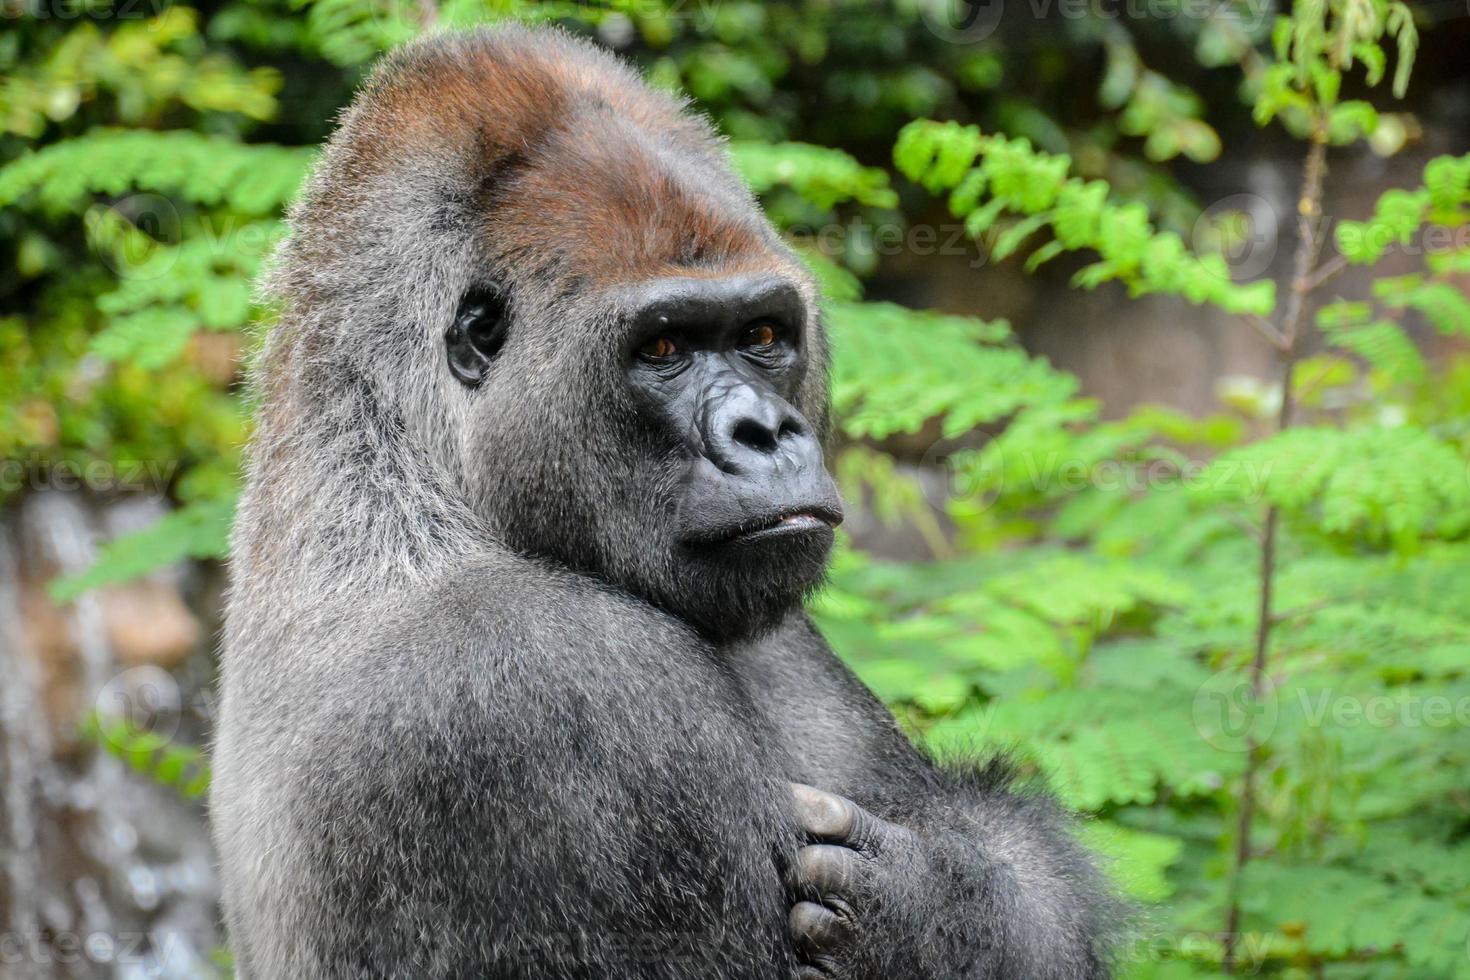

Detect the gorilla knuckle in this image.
[792,783,856,840]
[788,901,846,949]
[796,844,860,895]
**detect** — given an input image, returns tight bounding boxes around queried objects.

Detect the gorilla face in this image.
[622,273,842,548]
[451,263,843,642]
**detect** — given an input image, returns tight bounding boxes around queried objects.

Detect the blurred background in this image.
[3,0,1470,976]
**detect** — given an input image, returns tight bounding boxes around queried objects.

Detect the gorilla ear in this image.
[446,286,509,386]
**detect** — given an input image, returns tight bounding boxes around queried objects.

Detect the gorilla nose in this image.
[683,386,842,545]
[706,386,814,474]
[730,393,806,455]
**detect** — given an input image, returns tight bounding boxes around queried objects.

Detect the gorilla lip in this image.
[713,508,842,545]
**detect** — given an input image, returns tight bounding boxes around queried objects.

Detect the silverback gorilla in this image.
[212,24,1115,979]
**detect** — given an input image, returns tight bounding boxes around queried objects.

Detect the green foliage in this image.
[819,436,1470,976]
[1375,274,1470,337]
[1318,312,1425,384]
[6,3,1470,977]
[80,713,212,799]
[1200,425,1470,547]
[826,300,1077,441]
[1259,0,1418,140]
[48,494,237,602]
[728,141,897,213]
[1336,156,1470,267]
[893,121,1276,316]
[869,6,1470,976]
[1095,26,1222,164]
[1081,821,1185,904]
[0,8,282,137]
[0,129,313,214]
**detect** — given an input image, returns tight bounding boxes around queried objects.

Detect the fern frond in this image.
[0,130,313,214]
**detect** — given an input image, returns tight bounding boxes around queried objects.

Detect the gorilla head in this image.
[261,26,841,641]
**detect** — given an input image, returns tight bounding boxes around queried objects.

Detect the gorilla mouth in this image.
[706,507,843,546]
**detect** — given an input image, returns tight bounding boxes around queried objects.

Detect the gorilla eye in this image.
[740,322,778,349]
[640,337,679,360]
[446,286,509,387]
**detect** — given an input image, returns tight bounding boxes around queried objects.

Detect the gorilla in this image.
[212,24,1114,980]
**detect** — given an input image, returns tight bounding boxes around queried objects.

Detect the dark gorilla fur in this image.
[213,24,1117,980]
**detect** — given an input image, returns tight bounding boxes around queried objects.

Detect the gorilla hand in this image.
[786,783,937,979]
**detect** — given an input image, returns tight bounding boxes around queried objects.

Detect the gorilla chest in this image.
[451,623,797,968]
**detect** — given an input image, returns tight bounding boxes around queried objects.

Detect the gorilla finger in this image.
[790,783,884,851]
[788,901,851,955]
[790,784,855,839]
[793,844,864,900]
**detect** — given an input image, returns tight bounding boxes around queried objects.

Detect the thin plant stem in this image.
[1221,129,1328,975]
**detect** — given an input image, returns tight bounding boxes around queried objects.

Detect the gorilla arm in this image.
[217,570,802,980]
[731,616,1117,980]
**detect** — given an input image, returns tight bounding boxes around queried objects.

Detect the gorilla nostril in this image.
[778,419,803,441]
[732,418,779,454]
